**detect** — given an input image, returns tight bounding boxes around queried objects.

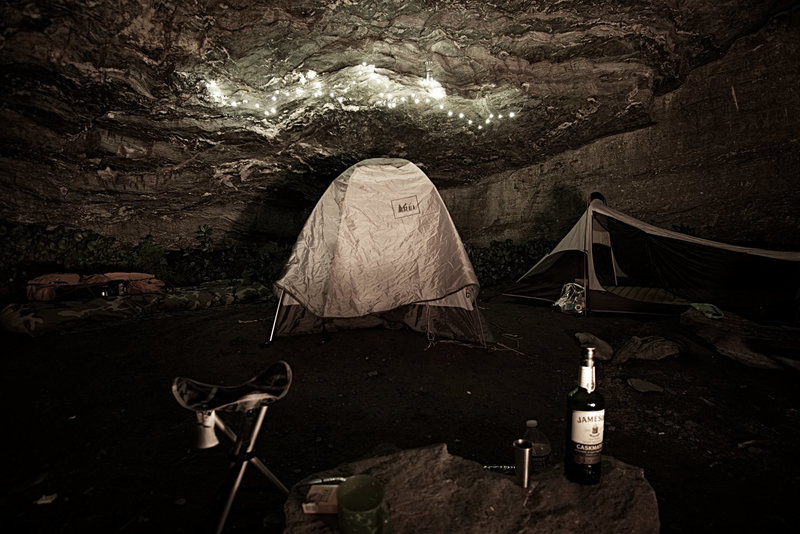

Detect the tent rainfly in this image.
[268,158,492,346]
[504,194,800,317]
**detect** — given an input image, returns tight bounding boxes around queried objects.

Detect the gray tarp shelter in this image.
[268,158,492,345]
[504,194,800,317]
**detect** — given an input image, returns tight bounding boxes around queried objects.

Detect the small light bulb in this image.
[509,112,516,118]
[468,119,473,125]
[243,99,248,104]
[270,107,276,113]
[458,113,464,118]
[447,110,453,116]
[430,87,446,99]
[255,103,260,108]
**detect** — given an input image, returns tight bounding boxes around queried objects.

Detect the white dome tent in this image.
[268,158,492,346]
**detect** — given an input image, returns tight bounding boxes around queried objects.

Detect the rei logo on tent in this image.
[392,196,420,218]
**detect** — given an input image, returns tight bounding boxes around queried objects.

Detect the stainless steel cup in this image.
[513,438,533,488]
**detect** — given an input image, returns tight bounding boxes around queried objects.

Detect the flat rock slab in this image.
[680,308,800,371]
[284,443,659,534]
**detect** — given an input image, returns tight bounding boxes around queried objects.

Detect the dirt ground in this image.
[2,291,799,533]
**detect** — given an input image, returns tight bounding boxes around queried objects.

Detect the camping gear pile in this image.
[552,282,586,315]
[26,272,165,301]
[1,279,273,337]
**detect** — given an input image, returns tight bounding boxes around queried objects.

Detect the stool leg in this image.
[214,407,267,534]
[213,411,289,495]
[251,457,289,494]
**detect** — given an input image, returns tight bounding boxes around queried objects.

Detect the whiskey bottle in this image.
[565,346,605,484]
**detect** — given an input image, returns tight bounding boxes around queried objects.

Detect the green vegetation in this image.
[466,238,556,287]
[0,222,292,302]
[0,222,554,301]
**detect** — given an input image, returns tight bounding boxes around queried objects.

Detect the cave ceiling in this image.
[0,0,796,244]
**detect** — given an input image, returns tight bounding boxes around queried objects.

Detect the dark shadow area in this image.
[233,154,374,244]
[2,296,799,533]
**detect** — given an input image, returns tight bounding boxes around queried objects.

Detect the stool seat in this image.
[172,360,293,533]
[172,360,292,413]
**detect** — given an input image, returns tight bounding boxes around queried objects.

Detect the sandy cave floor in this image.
[1,292,799,533]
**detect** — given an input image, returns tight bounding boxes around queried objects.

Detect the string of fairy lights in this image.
[201,62,518,131]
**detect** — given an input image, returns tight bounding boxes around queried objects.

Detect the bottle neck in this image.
[578,364,595,393]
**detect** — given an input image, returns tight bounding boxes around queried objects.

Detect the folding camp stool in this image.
[171,360,292,534]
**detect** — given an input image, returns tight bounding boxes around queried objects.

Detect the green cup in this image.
[337,475,391,534]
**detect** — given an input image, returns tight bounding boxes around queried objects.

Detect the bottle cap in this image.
[525,419,538,428]
[582,346,596,364]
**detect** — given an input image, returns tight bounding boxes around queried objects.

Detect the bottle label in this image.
[571,409,604,445]
[570,409,604,465]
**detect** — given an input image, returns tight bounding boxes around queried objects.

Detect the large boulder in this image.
[284,443,659,533]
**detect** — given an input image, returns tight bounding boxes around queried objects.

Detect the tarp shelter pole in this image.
[266,289,285,345]
[584,201,593,314]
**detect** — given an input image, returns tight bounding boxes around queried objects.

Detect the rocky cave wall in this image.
[447,11,800,247]
[1,1,798,251]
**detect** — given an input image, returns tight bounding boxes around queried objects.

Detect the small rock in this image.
[36,493,57,505]
[574,332,614,360]
[614,336,680,364]
[627,378,664,393]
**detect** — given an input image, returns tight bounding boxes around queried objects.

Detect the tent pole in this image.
[264,288,285,346]
[584,201,592,314]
